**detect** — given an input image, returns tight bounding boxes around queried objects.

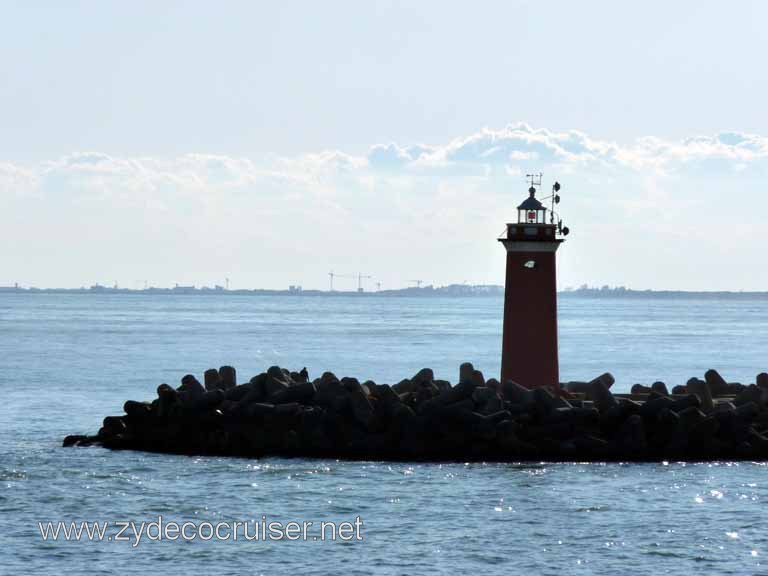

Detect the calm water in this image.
[1,293,767,574]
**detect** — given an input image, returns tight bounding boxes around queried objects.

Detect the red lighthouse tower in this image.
[499,175,569,390]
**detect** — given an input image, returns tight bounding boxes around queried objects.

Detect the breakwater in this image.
[64,364,768,461]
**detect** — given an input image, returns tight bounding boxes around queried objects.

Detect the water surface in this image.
[1,293,766,574]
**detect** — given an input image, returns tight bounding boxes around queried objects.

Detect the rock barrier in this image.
[63,365,768,461]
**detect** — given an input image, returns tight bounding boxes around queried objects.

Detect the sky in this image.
[1,0,767,291]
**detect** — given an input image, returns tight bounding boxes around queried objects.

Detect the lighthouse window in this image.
[524,260,536,269]
[524,227,537,235]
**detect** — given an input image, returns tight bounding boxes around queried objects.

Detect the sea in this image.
[1,292,767,575]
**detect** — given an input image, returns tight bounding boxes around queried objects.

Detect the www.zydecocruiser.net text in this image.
[38,516,364,546]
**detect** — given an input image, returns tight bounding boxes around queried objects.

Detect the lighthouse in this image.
[498,175,569,390]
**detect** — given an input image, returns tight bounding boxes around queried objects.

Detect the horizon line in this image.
[1,284,767,296]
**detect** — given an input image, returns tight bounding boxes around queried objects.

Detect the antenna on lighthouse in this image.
[539,179,570,237]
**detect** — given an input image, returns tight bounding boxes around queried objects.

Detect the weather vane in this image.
[526,173,543,189]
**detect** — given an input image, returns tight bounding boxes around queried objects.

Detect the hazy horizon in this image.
[2,1,767,291]
[5,282,768,295]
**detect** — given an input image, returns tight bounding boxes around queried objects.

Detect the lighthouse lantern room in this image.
[518,186,547,224]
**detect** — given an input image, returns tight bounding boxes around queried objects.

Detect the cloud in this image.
[395,124,768,175]
[3,123,768,291]
[412,123,620,169]
[367,143,435,169]
[3,124,767,197]
[0,162,37,195]
[284,123,768,178]
[31,152,302,199]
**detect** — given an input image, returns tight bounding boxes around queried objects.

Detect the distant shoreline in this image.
[1,285,768,299]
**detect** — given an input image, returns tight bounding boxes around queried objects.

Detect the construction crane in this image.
[328,271,356,291]
[409,279,424,288]
[356,273,372,293]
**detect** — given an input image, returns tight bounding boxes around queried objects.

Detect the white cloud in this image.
[283,123,768,176]
[0,162,38,196]
[4,124,767,197]
[2,124,768,290]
